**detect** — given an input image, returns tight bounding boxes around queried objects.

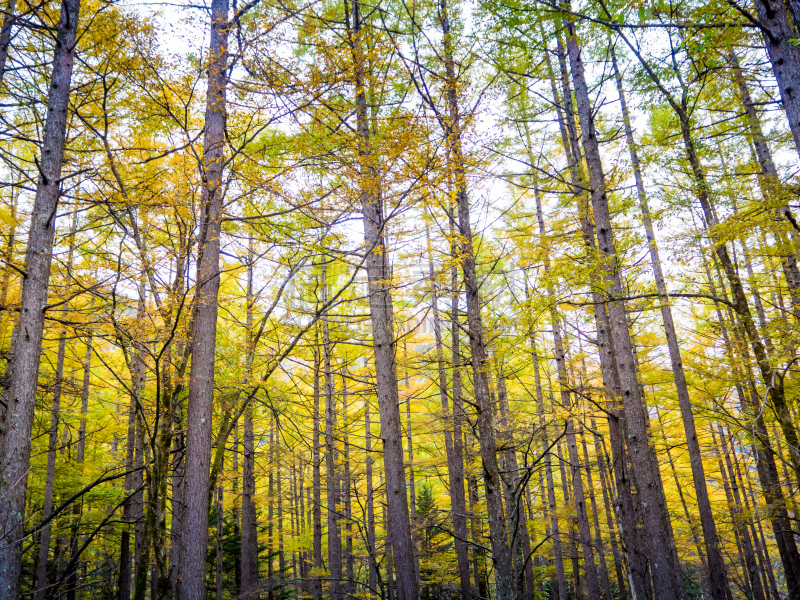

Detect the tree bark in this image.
[312,338,323,600]
[347,2,418,597]
[323,270,343,598]
[241,240,259,597]
[365,401,378,598]
[701,249,800,599]
[178,0,228,594]
[714,426,764,600]
[565,20,680,599]
[548,35,651,598]
[427,227,471,600]
[0,0,15,83]
[442,27,515,600]
[529,335,567,600]
[578,431,613,600]
[341,377,353,597]
[0,0,81,589]
[35,329,67,600]
[749,0,800,158]
[610,45,730,600]
[495,369,536,599]
[729,47,800,321]
[590,419,628,600]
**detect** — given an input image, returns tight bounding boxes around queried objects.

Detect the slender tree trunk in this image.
[435,0,514,594]
[323,271,343,598]
[468,475,488,599]
[347,3,418,597]
[312,339,323,600]
[700,247,800,599]
[589,419,628,600]
[365,401,378,598]
[77,337,91,463]
[565,20,680,599]
[242,241,259,597]
[35,329,67,600]
[713,426,764,600]
[178,0,229,593]
[268,423,275,598]
[0,0,81,588]
[548,36,651,599]
[120,283,146,600]
[427,227,471,600]
[579,431,613,600]
[341,378,353,597]
[232,423,240,595]
[35,202,81,600]
[495,369,536,599]
[534,178,600,599]
[403,346,421,592]
[529,333,567,600]
[277,439,285,584]
[555,439,582,600]
[610,45,730,600]
[216,452,225,600]
[736,439,782,600]
[170,399,185,600]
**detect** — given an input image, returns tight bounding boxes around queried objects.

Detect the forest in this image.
[2,0,800,596]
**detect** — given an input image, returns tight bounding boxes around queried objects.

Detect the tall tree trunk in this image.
[427,227,471,600]
[312,339,323,600]
[548,35,652,598]
[590,419,628,600]
[729,47,800,320]
[713,426,764,600]
[700,247,800,598]
[216,452,225,600]
[120,283,146,600]
[170,399,185,600]
[268,423,274,597]
[241,240,259,597]
[277,436,285,583]
[347,2,418,597]
[403,344,420,592]
[178,0,229,593]
[341,378,353,597]
[735,438,782,600]
[468,474,488,599]
[35,202,80,600]
[610,45,730,600]
[578,431,613,600]
[77,337,91,463]
[534,171,600,599]
[323,270,343,599]
[495,369,536,599]
[241,395,259,597]
[0,0,81,588]
[365,401,378,598]
[529,336,566,600]
[436,0,514,594]
[232,423,240,595]
[556,439,582,600]
[35,329,67,600]
[565,20,680,599]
